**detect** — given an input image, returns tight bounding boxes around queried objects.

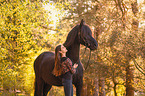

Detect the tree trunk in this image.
[113,84,117,96]
[126,62,134,96]
[113,76,117,96]
[93,76,99,96]
[99,77,105,96]
[125,0,139,96]
[95,26,106,96]
[82,78,87,96]
[87,78,92,96]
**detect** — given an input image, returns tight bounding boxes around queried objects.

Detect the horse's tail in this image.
[34,78,36,96]
[33,53,44,96]
[34,53,43,96]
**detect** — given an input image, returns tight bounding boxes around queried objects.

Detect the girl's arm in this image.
[65,58,77,74]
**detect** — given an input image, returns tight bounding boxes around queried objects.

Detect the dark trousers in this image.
[62,78,73,96]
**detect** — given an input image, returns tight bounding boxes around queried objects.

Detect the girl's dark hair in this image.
[52,45,62,76]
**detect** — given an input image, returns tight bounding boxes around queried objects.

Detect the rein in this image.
[76,26,92,71]
[74,46,87,64]
[84,50,91,70]
[75,46,91,71]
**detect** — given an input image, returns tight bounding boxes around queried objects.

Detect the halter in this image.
[76,25,91,70]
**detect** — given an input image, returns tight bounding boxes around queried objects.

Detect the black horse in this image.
[34,19,98,96]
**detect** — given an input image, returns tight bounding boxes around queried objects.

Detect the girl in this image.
[52,44,78,96]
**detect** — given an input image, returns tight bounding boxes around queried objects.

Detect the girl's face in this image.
[60,45,67,53]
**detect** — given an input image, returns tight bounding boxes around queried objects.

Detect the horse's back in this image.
[34,51,62,85]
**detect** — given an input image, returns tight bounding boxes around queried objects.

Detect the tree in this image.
[58,0,145,96]
[1,0,143,95]
[0,0,53,95]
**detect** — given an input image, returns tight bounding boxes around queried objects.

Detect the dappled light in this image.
[0,0,145,96]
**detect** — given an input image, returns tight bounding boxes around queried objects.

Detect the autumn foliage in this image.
[0,0,145,96]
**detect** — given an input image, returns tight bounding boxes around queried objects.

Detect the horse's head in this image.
[63,19,98,50]
[78,19,98,50]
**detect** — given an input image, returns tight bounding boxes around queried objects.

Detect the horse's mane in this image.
[63,25,79,47]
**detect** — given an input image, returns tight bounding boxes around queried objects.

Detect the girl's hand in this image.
[73,63,78,69]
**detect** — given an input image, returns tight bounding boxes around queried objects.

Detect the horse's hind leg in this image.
[34,79,38,96]
[35,78,44,96]
[43,83,52,96]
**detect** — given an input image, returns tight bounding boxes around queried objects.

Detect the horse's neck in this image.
[66,42,80,64]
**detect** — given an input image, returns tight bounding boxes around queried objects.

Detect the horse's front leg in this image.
[75,78,83,96]
[73,74,83,96]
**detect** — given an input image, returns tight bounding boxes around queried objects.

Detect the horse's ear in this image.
[80,19,85,28]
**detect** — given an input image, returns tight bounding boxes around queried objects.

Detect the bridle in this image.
[76,26,92,70]
[78,26,89,47]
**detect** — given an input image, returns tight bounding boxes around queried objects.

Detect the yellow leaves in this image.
[116,84,126,96]
[0,0,53,95]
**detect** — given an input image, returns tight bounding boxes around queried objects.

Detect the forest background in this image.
[0,0,145,96]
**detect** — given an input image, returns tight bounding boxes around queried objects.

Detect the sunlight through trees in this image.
[0,0,145,96]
